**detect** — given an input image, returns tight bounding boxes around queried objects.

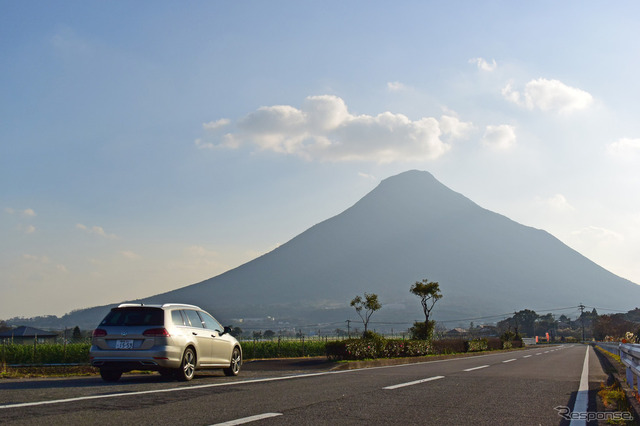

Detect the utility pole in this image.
[346,320,351,339]
[579,303,585,342]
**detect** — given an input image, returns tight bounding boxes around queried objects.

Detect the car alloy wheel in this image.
[224,347,242,376]
[177,347,196,381]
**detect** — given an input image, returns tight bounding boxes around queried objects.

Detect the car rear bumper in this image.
[90,346,182,370]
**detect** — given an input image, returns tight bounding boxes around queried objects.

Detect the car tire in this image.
[176,347,196,381]
[224,347,242,376]
[100,368,122,382]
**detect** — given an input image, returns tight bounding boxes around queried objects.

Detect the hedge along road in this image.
[0,345,607,425]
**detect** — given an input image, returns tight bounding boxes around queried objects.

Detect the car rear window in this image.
[100,307,164,326]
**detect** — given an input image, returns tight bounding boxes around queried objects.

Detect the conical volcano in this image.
[136,170,640,325]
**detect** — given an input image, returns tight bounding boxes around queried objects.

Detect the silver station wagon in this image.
[90,303,242,382]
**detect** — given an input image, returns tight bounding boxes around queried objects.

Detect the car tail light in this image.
[143,328,170,337]
[92,329,107,337]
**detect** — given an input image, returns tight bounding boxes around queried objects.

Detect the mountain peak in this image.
[60,169,640,329]
[345,170,475,223]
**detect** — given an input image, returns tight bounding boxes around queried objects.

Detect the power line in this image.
[230,304,634,332]
[584,306,636,313]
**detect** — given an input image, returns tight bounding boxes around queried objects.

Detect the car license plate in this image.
[115,339,134,350]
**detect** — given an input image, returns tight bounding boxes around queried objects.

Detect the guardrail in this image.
[620,343,640,391]
[594,341,621,356]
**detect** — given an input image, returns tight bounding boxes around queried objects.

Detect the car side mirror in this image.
[222,326,232,335]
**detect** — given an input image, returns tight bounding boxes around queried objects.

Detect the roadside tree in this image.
[409,279,442,340]
[350,293,381,337]
[410,279,442,323]
[513,309,538,337]
[72,326,82,341]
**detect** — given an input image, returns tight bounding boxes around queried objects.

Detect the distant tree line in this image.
[495,307,640,342]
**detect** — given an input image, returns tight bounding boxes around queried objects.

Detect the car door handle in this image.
[211,334,216,338]
[192,332,198,335]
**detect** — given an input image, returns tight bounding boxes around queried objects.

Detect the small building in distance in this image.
[0,326,58,344]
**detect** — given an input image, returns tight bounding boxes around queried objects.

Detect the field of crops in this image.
[240,339,327,358]
[0,339,325,365]
[1,342,91,365]
[0,336,519,366]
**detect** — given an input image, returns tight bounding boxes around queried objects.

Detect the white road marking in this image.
[383,375,444,390]
[0,349,542,410]
[502,359,516,363]
[523,355,532,358]
[463,365,489,372]
[212,413,282,425]
[570,347,590,426]
[0,372,339,410]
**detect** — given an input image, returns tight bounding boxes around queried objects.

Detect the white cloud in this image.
[502,78,593,114]
[387,81,408,92]
[22,253,68,274]
[439,114,474,140]
[358,172,376,180]
[481,124,516,150]
[50,26,91,56]
[203,118,230,130]
[469,57,497,72]
[607,138,640,160]
[76,223,118,239]
[168,245,224,271]
[5,207,36,217]
[19,224,36,234]
[197,119,236,149]
[22,253,43,262]
[197,95,473,163]
[5,208,37,234]
[572,226,624,244]
[543,194,575,212]
[121,251,141,260]
[185,245,219,257]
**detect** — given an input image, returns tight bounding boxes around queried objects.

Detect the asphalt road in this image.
[0,344,610,425]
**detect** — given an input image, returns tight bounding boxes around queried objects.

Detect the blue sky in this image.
[2,1,640,318]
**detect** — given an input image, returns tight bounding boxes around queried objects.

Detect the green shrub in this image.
[361,330,385,340]
[466,338,489,352]
[241,339,326,359]
[499,331,523,349]
[379,340,405,358]
[409,320,435,341]
[402,340,430,357]
[486,337,502,350]
[431,339,466,354]
[325,340,347,360]
[326,338,431,360]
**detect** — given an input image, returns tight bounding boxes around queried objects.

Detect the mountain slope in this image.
[136,170,640,325]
